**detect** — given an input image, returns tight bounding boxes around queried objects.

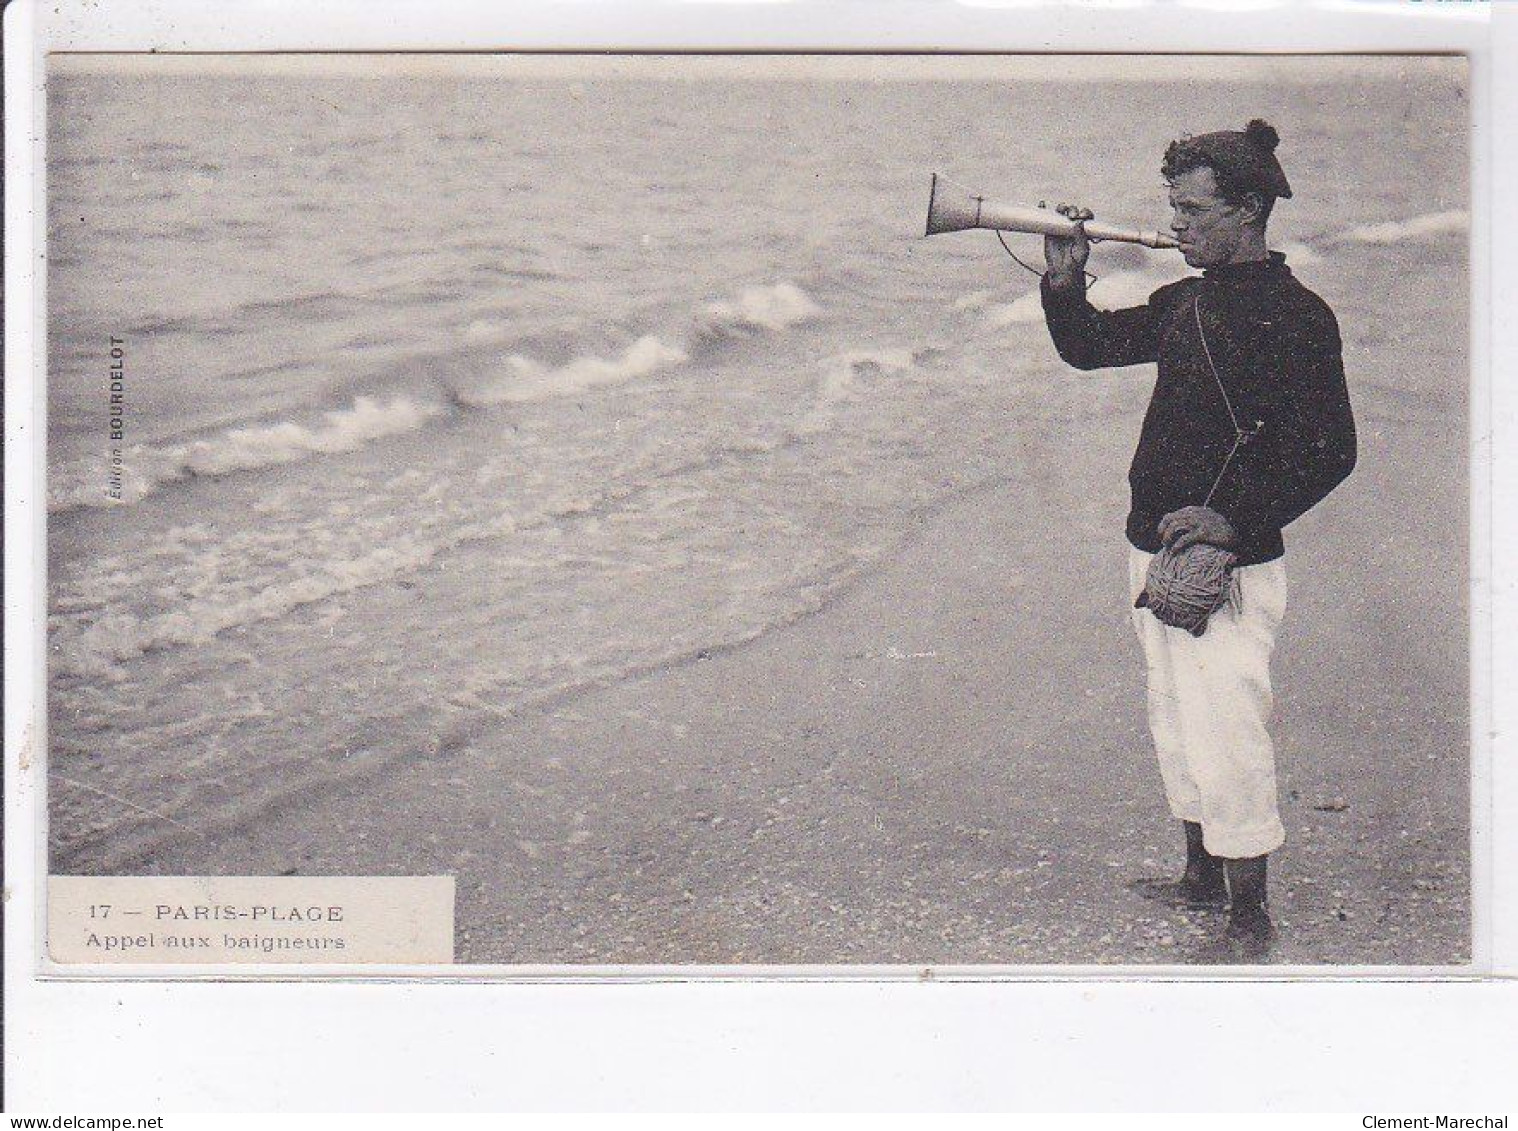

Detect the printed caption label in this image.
[48,875,455,964]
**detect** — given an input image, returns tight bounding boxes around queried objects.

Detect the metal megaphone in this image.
[924,173,1179,251]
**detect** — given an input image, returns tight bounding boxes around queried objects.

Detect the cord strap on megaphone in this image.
[995,229,1098,290]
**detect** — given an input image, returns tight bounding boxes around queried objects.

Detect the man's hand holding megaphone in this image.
[1044,203,1094,293]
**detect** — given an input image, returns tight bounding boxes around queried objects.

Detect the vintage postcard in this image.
[40,52,1471,970]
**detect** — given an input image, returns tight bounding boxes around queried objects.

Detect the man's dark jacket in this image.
[1041,252,1357,565]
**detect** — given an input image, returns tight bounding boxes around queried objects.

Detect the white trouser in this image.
[1128,545,1289,859]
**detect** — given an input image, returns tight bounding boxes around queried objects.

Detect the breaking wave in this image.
[50,395,442,513]
[463,317,515,345]
[50,281,824,513]
[1278,240,1324,266]
[1341,210,1468,245]
[695,281,822,339]
[459,334,688,407]
[51,537,450,680]
[985,268,1164,329]
[975,212,1455,333]
[797,347,925,436]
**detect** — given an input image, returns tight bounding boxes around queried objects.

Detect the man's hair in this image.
[1162,119,1291,225]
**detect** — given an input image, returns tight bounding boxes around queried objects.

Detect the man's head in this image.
[1162,119,1292,269]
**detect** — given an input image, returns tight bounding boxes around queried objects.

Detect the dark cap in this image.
[1164,119,1293,202]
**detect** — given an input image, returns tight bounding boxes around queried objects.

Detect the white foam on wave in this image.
[698,281,821,335]
[463,317,514,345]
[50,395,442,512]
[462,282,822,406]
[53,280,821,514]
[1086,268,1168,310]
[975,238,1332,330]
[1341,210,1468,245]
[1278,240,1323,266]
[52,463,593,680]
[461,334,688,407]
[821,347,917,400]
[52,426,776,681]
[798,347,920,436]
[984,293,1044,328]
[51,535,454,680]
[985,268,1165,328]
[953,289,996,312]
[972,211,1464,336]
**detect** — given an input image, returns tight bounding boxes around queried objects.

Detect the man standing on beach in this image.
[1039,120,1357,949]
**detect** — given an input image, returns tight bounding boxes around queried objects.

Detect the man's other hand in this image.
[1158,506,1239,552]
[1044,203,1092,292]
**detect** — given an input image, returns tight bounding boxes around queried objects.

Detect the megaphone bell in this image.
[925,173,1179,251]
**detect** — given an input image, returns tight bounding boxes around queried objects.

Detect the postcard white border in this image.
[6,0,1516,1111]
